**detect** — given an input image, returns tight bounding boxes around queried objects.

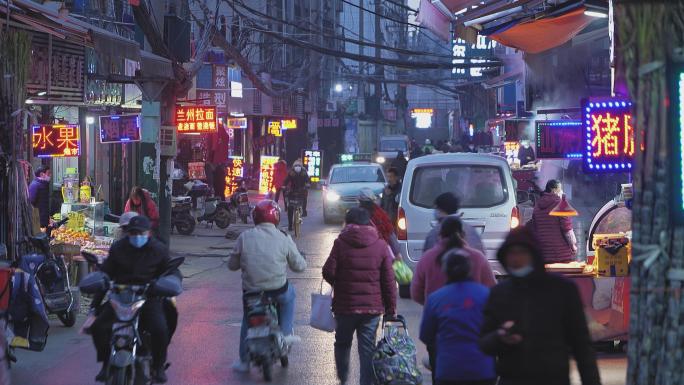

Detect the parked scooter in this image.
[80,252,184,385]
[172,196,196,236]
[21,217,79,327]
[183,180,232,228]
[228,179,251,224]
[243,292,290,382]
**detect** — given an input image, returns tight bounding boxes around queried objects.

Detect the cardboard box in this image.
[595,243,630,277]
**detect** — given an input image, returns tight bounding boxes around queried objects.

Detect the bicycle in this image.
[288,196,304,239]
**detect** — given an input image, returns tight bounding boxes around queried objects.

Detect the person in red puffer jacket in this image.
[323,207,397,385]
[528,180,577,263]
[272,159,288,207]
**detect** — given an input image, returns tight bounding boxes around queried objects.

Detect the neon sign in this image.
[583,99,634,172]
[411,108,434,129]
[32,124,81,157]
[267,120,282,137]
[282,119,297,129]
[452,35,497,78]
[175,105,217,134]
[535,120,583,159]
[670,63,684,222]
[259,156,279,194]
[99,114,141,143]
[339,153,371,163]
[224,157,244,197]
[226,118,247,129]
[302,150,322,183]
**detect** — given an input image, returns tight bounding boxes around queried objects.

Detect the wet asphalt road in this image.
[11,191,626,385]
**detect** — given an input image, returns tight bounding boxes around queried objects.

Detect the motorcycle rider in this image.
[89,216,173,383]
[283,160,310,231]
[228,200,307,372]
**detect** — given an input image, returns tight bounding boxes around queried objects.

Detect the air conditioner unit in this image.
[159,126,177,157]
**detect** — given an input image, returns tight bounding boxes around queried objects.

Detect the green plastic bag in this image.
[393,260,413,285]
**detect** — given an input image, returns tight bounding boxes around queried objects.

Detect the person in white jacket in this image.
[228,200,307,372]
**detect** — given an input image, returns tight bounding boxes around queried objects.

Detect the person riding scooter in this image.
[282,160,310,231]
[228,200,307,373]
[89,216,173,383]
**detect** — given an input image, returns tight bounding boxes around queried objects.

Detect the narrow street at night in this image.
[11,192,626,385]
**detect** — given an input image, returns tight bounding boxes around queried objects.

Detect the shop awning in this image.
[416,0,453,42]
[486,7,594,54]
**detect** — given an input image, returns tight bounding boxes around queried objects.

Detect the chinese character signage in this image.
[188,162,206,180]
[32,124,81,157]
[268,120,282,137]
[197,90,227,111]
[176,106,217,134]
[535,120,583,159]
[452,35,497,78]
[411,108,434,129]
[99,114,141,143]
[225,157,244,197]
[259,156,280,194]
[227,118,247,129]
[339,153,371,163]
[583,99,634,172]
[302,150,322,183]
[213,65,228,89]
[282,119,297,130]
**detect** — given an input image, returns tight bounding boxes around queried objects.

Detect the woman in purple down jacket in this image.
[529,180,577,263]
[323,207,397,385]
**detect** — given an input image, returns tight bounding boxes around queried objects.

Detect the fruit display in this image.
[51,227,92,246]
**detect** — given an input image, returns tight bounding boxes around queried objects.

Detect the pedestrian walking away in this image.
[358,188,401,259]
[419,251,496,385]
[527,179,577,263]
[479,228,601,385]
[424,192,485,254]
[228,200,307,373]
[322,207,397,385]
[273,159,289,208]
[381,167,402,225]
[28,165,52,230]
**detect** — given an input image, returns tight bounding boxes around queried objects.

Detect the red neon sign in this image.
[583,99,634,172]
[175,106,217,134]
[32,124,81,157]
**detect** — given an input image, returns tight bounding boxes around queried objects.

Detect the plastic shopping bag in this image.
[310,281,336,332]
[393,260,413,285]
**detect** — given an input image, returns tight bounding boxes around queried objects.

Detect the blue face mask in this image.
[129,235,149,248]
[509,265,534,278]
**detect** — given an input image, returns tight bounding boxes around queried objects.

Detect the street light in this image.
[334,83,343,93]
[584,0,608,18]
[86,116,95,125]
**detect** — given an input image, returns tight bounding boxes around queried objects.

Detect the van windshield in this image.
[380,140,407,152]
[410,165,508,208]
[330,166,385,184]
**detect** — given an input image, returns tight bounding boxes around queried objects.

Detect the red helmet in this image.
[253,200,281,225]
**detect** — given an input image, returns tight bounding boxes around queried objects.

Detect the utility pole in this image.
[374,0,384,149]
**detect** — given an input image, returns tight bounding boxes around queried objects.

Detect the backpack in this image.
[372,316,423,385]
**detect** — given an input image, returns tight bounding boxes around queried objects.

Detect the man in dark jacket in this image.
[424,192,484,254]
[90,216,172,383]
[389,151,408,178]
[381,167,402,224]
[283,160,311,229]
[323,208,396,385]
[479,228,601,385]
[28,165,52,228]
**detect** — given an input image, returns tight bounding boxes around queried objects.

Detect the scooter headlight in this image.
[326,191,340,202]
[110,299,146,322]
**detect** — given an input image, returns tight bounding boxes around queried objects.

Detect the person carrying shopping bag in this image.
[322,207,397,385]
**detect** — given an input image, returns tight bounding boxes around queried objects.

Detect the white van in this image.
[397,153,519,276]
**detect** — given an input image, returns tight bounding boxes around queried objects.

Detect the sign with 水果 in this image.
[583,99,634,172]
[175,105,217,134]
[32,124,81,157]
[535,120,583,159]
[99,114,141,143]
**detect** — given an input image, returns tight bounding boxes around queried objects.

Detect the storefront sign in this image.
[282,119,297,130]
[227,118,247,129]
[670,63,684,222]
[411,108,434,129]
[259,156,280,194]
[302,150,322,183]
[583,99,634,172]
[224,157,244,197]
[213,65,228,89]
[452,35,497,78]
[268,120,282,137]
[99,114,141,143]
[230,81,243,98]
[197,89,228,112]
[32,124,81,157]
[535,120,583,159]
[188,162,206,180]
[176,106,217,134]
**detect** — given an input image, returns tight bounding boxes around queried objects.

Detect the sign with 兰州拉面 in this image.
[32,124,81,157]
[582,99,634,172]
[175,105,217,134]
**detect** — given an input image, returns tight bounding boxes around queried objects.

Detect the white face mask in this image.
[294,166,302,173]
[509,265,534,278]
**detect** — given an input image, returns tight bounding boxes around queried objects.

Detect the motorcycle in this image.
[243,292,290,382]
[80,252,184,385]
[21,217,79,327]
[182,181,232,229]
[227,179,251,224]
[171,196,196,236]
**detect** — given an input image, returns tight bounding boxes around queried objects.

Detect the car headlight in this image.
[376,156,386,164]
[326,191,340,202]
